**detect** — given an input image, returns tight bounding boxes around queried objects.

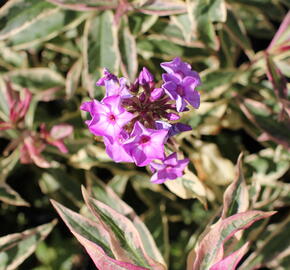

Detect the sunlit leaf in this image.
[0,183,29,207]
[221,153,249,218]
[0,220,56,270]
[189,211,276,270]
[82,187,166,269]
[133,0,187,16]
[83,10,120,97]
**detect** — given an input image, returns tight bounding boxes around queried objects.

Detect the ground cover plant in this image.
[0,0,289,269]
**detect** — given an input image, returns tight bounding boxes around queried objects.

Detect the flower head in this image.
[104,130,133,163]
[97,68,131,98]
[161,57,201,112]
[81,95,135,143]
[138,67,154,85]
[150,152,189,184]
[123,121,168,166]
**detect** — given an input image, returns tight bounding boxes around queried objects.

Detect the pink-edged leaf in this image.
[82,187,166,270]
[50,199,113,256]
[0,122,13,131]
[49,140,69,153]
[4,81,18,112]
[191,210,276,270]
[17,88,32,119]
[50,124,73,140]
[0,182,30,206]
[265,54,290,120]
[267,11,290,52]
[0,220,56,270]
[221,153,249,219]
[20,136,50,168]
[87,172,165,265]
[133,0,187,16]
[75,234,149,270]
[51,199,148,269]
[239,98,290,150]
[46,0,118,11]
[209,242,249,270]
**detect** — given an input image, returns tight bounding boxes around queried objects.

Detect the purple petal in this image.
[138,67,154,85]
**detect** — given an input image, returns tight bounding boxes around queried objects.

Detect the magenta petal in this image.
[130,146,148,166]
[186,90,200,109]
[104,137,133,163]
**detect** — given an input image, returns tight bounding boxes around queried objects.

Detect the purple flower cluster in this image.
[81,57,201,184]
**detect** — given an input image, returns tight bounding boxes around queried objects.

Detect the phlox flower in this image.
[123,121,168,166]
[161,57,201,112]
[150,152,189,184]
[103,130,133,163]
[80,95,135,143]
[96,68,131,98]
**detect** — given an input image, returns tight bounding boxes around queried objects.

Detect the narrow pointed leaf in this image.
[74,234,149,270]
[5,68,64,92]
[0,183,30,207]
[265,55,289,119]
[192,210,276,270]
[51,200,148,269]
[87,172,165,265]
[0,220,56,270]
[240,215,290,269]
[223,10,254,58]
[51,199,113,257]
[82,187,166,269]
[2,5,87,50]
[209,242,249,270]
[66,57,83,98]
[221,153,249,218]
[133,0,187,16]
[46,0,118,11]
[239,98,290,149]
[83,10,120,97]
[164,170,207,206]
[0,0,55,40]
[119,17,138,82]
[195,3,219,50]
[268,11,290,51]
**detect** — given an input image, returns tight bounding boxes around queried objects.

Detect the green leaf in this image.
[133,0,187,16]
[5,68,65,92]
[46,0,118,10]
[2,2,87,50]
[82,187,166,269]
[221,153,249,218]
[171,14,193,43]
[51,200,113,256]
[0,183,30,207]
[268,11,290,51]
[86,172,166,265]
[119,16,138,82]
[190,211,276,270]
[223,9,254,58]
[0,0,55,40]
[164,170,207,206]
[239,98,290,150]
[240,215,290,269]
[194,2,218,50]
[0,220,56,270]
[83,11,120,97]
[207,0,227,23]
[65,57,83,98]
[0,46,28,69]
[51,200,147,270]
[209,242,249,270]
